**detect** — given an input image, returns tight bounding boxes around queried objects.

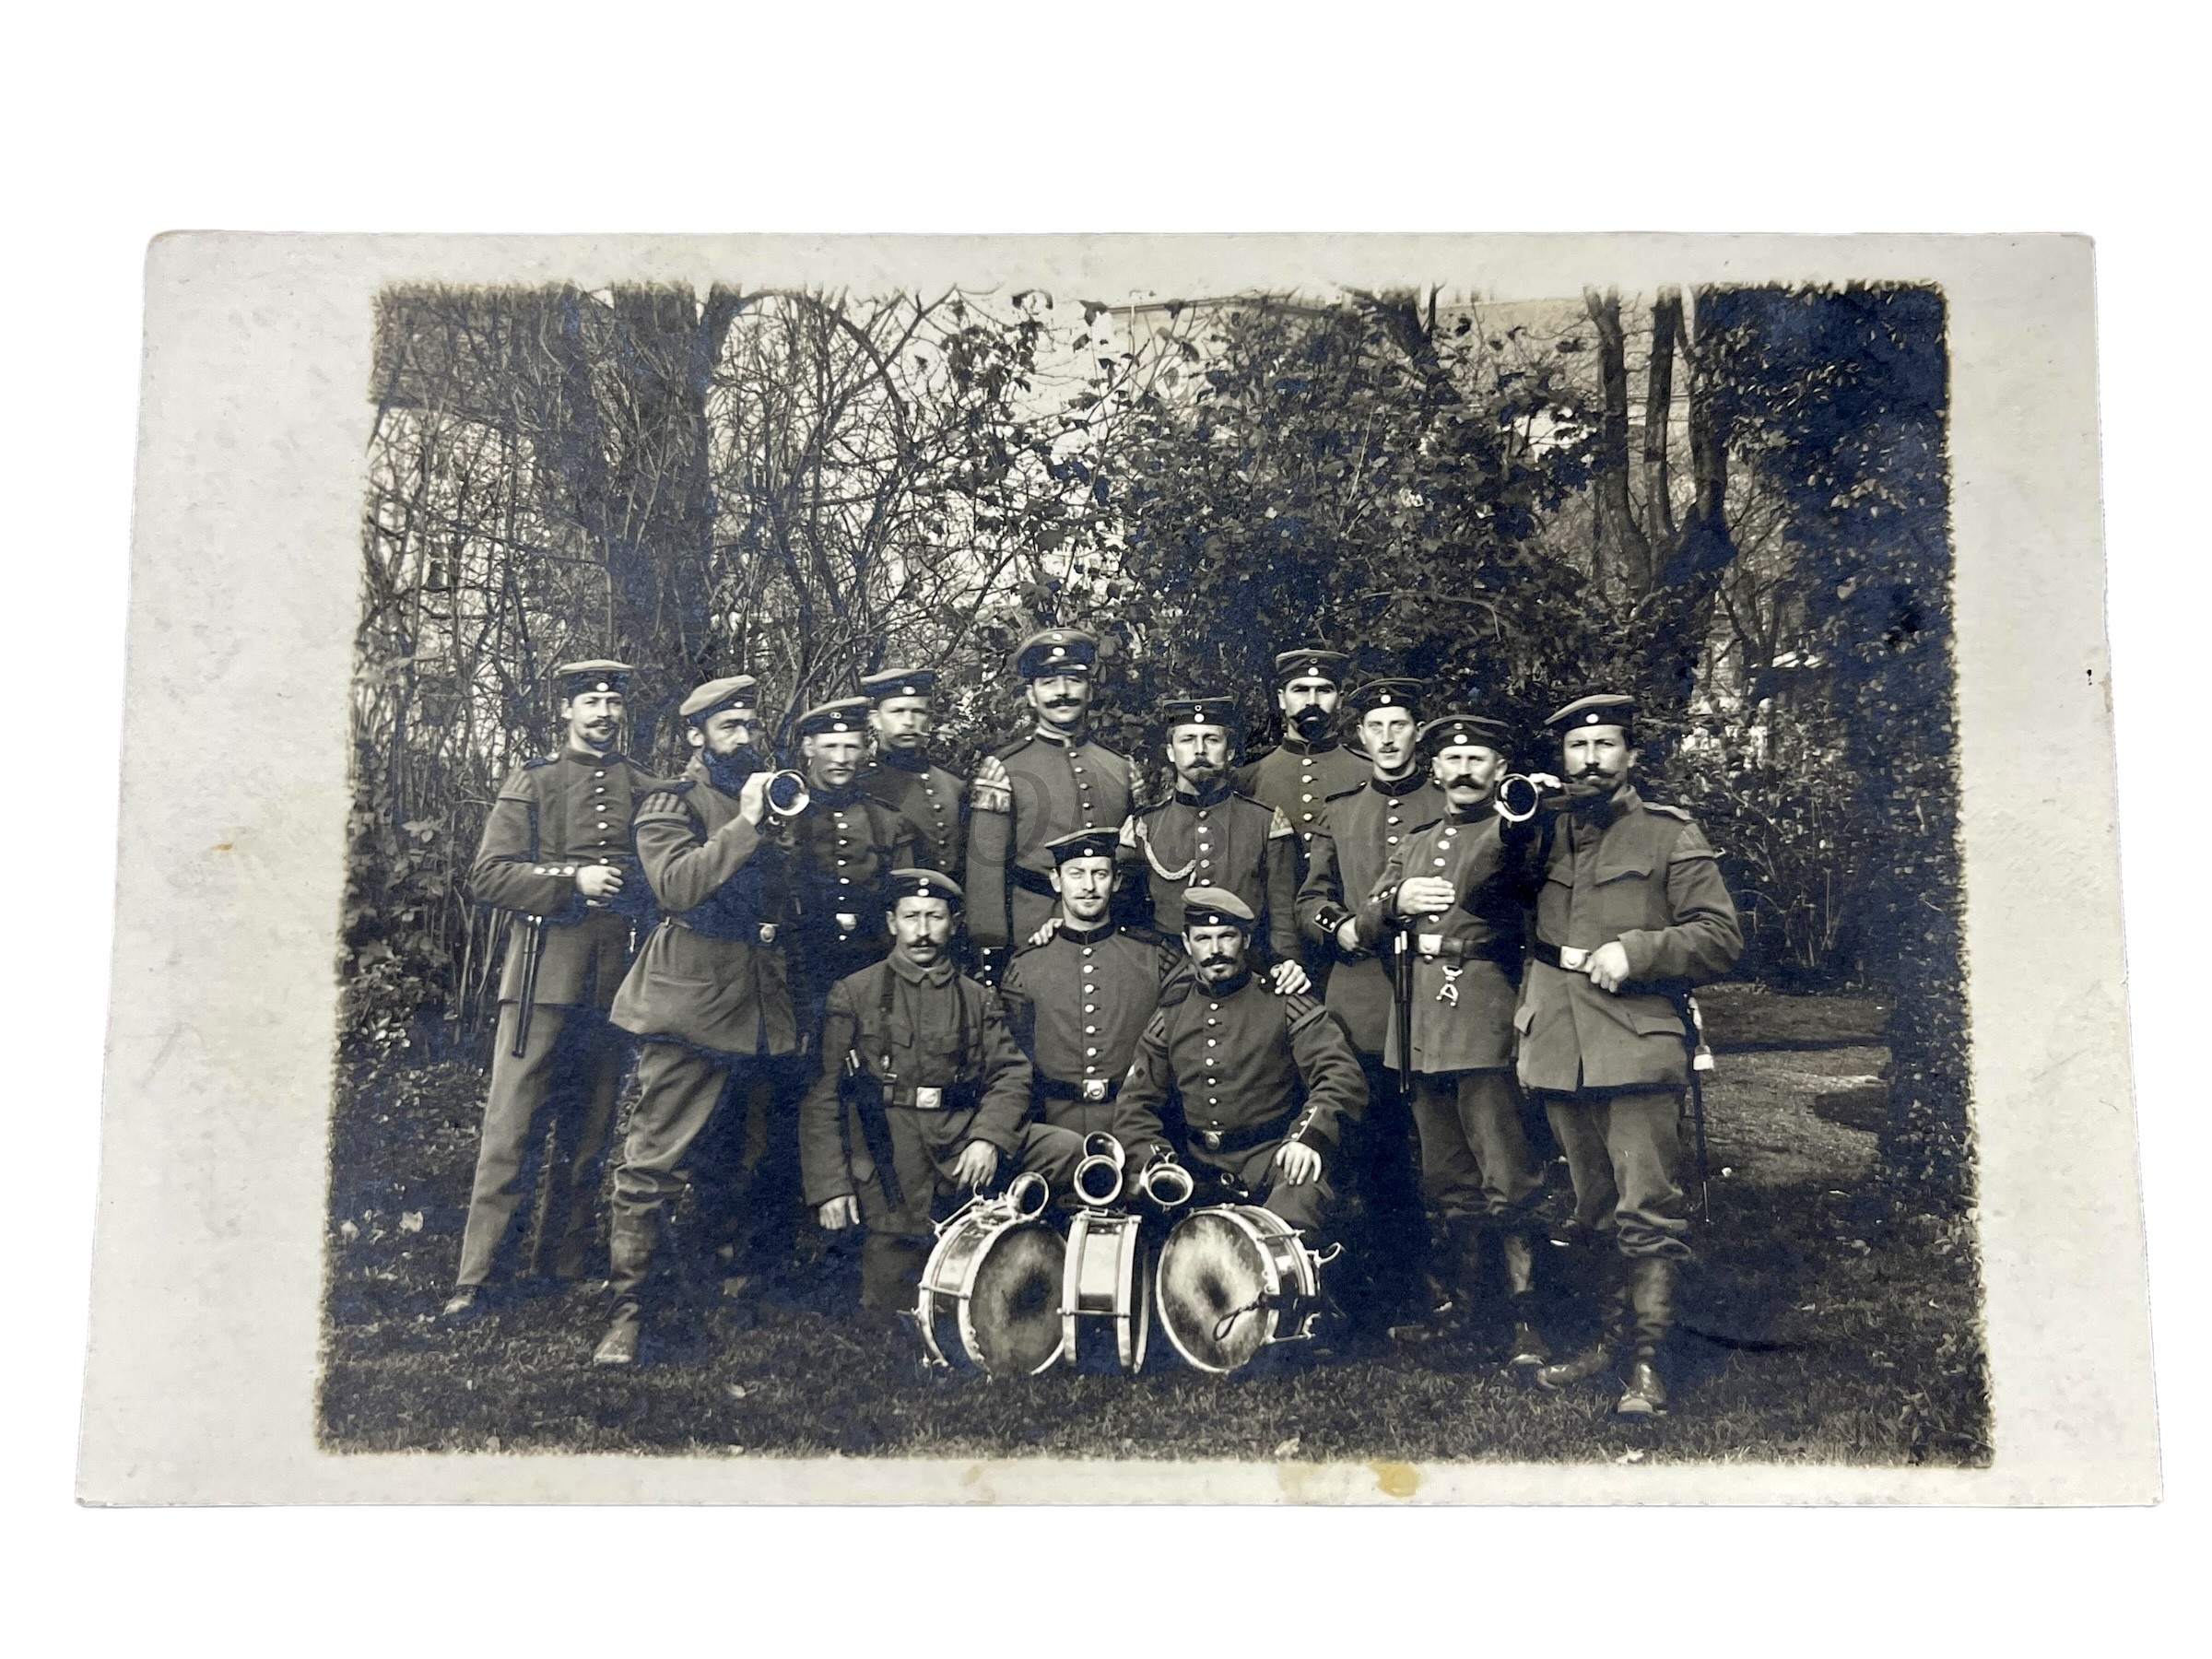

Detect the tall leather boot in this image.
[1389,1219,1474,1346]
[594,1207,657,1367]
[1616,1255,1678,1416]
[1535,1266,1628,1393]
[1501,1231,1549,1370]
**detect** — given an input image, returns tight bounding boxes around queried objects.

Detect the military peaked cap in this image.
[679,675,759,723]
[794,696,872,737]
[1418,712,1514,759]
[1181,886,1256,930]
[860,666,938,702]
[1544,692,1638,735]
[888,867,965,908]
[1159,694,1239,734]
[554,659,633,699]
[1044,827,1121,865]
[1345,677,1426,719]
[1013,628,1098,679]
[1273,647,1349,687]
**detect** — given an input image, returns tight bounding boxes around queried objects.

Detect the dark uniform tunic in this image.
[1359,806,1544,1226]
[1121,783,1300,963]
[965,728,1134,951]
[1296,772,1450,1052]
[1517,785,1742,1259]
[782,785,929,1032]
[455,746,662,1288]
[798,952,1077,1307]
[1110,970,1367,1235]
[1235,735,1371,856]
[998,920,1182,1137]
[860,754,969,873]
[604,758,805,1308]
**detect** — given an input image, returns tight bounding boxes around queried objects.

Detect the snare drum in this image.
[1154,1204,1328,1374]
[915,1175,1066,1376]
[1060,1208,1151,1373]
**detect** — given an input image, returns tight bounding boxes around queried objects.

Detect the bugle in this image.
[1134,1156,1194,1210]
[1494,772,1562,825]
[1072,1132,1127,1208]
[764,769,812,818]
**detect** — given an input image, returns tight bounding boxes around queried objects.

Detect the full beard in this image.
[704,746,763,795]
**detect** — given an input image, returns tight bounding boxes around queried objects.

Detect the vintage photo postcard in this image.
[76,233,2155,1503]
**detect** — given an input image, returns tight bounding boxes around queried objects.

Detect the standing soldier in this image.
[1233,647,1369,864]
[857,665,969,873]
[965,628,1135,982]
[1521,693,1743,1416]
[800,871,1078,1313]
[782,696,930,1038]
[1357,712,1551,1367]
[443,660,660,1320]
[1121,695,1307,986]
[1294,677,1447,1340]
[999,829,1182,1142]
[1111,888,1367,1244]
[594,676,799,1366]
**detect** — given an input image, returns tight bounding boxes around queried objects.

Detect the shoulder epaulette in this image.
[1158,977,1195,1010]
[1322,782,1366,804]
[1642,801,1692,821]
[523,755,557,771]
[1278,991,1326,1030]
[992,735,1036,762]
[1132,796,1171,818]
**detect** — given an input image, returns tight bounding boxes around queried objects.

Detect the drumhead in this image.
[1157,1208,1274,1373]
[963,1222,1066,1376]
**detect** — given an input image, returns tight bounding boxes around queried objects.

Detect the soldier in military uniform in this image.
[782,697,930,1036]
[1358,712,1552,1366]
[857,665,969,873]
[444,660,661,1319]
[965,628,1135,980]
[1120,695,1307,987]
[1232,647,1370,866]
[1110,888,1366,1241]
[999,828,1182,1142]
[594,675,800,1365]
[800,871,1080,1311]
[1520,693,1743,1416]
[1293,677,1447,1334]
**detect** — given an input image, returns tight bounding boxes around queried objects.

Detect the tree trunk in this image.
[1584,288,1653,595]
[1641,289,1680,550]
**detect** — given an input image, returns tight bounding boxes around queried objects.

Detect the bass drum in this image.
[1060,1208,1150,1373]
[916,1175,1066,1377]
[1155,1204,1327,1375]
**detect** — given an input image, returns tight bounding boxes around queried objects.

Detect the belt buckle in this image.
[914,1087,943,1111]
[1417,933,1443,959]
[1200,1129,1223,1150]
[1081,1079,1108,1103]
[1559,946,1591,971]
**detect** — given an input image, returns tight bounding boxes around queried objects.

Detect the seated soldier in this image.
[998,827,1183,1144]
[798,869,1081,1313]
[1109,887,1367,1241]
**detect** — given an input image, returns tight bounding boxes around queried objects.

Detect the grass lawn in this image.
[318,992,1987,1466]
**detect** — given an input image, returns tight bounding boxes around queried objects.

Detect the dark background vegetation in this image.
[329,278,1983,1463]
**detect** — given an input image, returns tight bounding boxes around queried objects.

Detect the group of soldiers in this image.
[440,630,1741,1416]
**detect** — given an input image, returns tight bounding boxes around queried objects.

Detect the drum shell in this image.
[1060,1209,1150,1373]
[1153,1204,1324,1375]
[916,1202,1066,1376]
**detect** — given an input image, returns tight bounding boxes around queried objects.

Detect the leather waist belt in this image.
[1406,933,1521,967]
[670,914,782,946]
[880,1081,978,1112]
[1530,939,1595,972]
[1039,1076,1119,1104]
[1011,865,1059,897]
[1186,1105,1298,1156]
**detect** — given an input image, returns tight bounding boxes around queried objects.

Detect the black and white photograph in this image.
[75,233,2151,1504]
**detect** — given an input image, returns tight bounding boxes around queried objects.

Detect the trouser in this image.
[606,1041,805,1312]
[1539,1087,1694,1262]
[1182,1138,1333,1237]
[454,1001,626,1288]
[1340,1053,1429,1323]
[852,1109,1086,1310]
[679,1050,812,1276]
[1409,1069,1544,1226]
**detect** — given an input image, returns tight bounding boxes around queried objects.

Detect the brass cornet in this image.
[763,769,811,818]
